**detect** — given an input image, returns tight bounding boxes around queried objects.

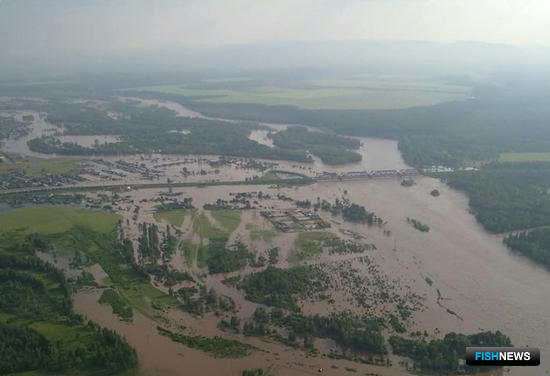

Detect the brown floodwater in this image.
[1,110,61,158]
[115,174,550,375]
[8,99,550,375]
[74,290,412,376]
[106,100,550,375]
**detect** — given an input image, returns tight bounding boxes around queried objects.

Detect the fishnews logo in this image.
[466,347,540,366]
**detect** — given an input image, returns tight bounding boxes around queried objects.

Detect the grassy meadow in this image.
[0,206,119,234]
[133,75,471,110]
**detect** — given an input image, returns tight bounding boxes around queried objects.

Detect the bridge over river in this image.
[315,168,418,182]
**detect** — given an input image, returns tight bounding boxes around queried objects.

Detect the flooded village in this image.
[1,99,548,376]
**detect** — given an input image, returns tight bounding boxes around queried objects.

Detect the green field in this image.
[0,212,138,375]
[193,212,227,240]
[288,231,337,263]
[134,80,470,110]
[210,209,241,233]
[0,155,81,178]
[0,206,119,234]
[0,207,179,318]
[250,229,278,244]
[154,208,193,227]
[499,152,550,162]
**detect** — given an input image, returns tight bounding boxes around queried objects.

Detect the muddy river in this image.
[6,99,550,375]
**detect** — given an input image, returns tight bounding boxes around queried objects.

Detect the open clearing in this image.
[0,206,119,234]
[132,80,471,110]
[0,154,82,177]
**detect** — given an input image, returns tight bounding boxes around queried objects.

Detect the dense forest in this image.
[446,162,550,233]
[19,98,359,165]
[504,228,550,270]
[0,232,137,375]
[270,126,361,165]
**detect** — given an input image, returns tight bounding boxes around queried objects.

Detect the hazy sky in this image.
[1,0,550,59]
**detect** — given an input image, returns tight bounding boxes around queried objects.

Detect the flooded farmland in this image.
[4,99,550,376]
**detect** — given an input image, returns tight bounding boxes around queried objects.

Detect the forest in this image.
[21,97,360,165]
[504,228,550,270]
[0,232,137,375]
[270,126,361,165]
[446,162,550,233]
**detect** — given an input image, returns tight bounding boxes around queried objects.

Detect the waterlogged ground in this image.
[79,177,550,375]
[3,100,550,376]
[73,172,550,375]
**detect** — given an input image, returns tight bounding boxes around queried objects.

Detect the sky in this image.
[1,0,550,78]
[1,0,550,55]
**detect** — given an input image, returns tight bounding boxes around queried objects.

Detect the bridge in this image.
[315,169,418,182]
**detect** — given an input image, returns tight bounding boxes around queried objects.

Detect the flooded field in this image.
[87,170,550,375]
[4,99,550,376]
[74,289,413,376]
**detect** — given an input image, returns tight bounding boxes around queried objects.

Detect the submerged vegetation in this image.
[407,218,430,232]
[98,289,133,321]
[240,266,330,311]
[390,331,511,374]
[157,326,256,358]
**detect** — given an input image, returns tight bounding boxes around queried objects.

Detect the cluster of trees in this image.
[0,321,137,374]
[138,222,160,261]
[447,162,550,233]
[143,263,194,286]
[313,197,383,225]
[0,323,51,374]
[207,242,253,274]
[271,126,361,165]
[390,331,511,373]
[504,228,550,270]
[242,307,387,355]
[241,266,329,311]
[242,368,265,376]
[99,289,133,321]
[157,326,255,358]
[0,232,137,375]
[407,218,430,232]
[342,203,380,224]
[283,312,387,354]
[177,284,236,316]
